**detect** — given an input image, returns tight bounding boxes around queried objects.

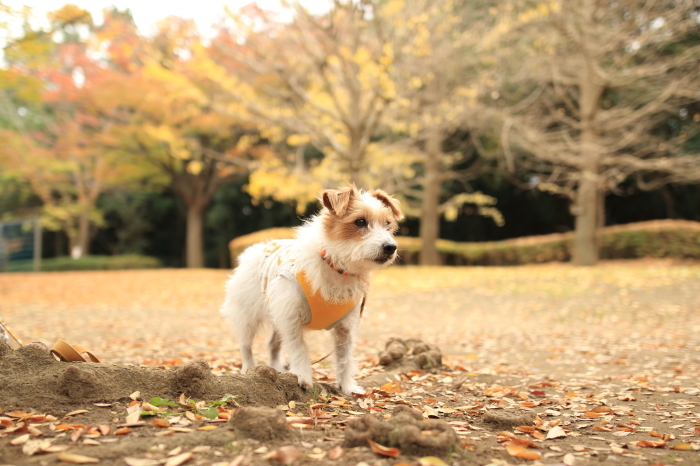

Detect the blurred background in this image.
[1,0,699,271]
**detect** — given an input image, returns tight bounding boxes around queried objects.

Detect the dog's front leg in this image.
[268,278,313,390]
[333,309,365,395]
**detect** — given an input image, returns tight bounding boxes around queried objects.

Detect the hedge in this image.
[5,254,162,272]
[229,219,700,266]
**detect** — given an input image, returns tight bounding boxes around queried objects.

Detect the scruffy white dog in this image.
[220,185,403,395]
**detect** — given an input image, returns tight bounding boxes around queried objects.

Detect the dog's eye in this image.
[354,218,367,227]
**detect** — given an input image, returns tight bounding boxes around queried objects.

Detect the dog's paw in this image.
[296,375,313,390]
[341,384,366,396]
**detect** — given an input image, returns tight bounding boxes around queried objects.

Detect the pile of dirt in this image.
[0,340,312,412]
[344,406,460,457]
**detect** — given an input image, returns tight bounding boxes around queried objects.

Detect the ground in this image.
[1,261,699,466]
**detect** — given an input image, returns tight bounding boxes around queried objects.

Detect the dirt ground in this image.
[1,260,700,466]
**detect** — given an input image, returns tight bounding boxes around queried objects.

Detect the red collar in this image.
[320,249,355,276]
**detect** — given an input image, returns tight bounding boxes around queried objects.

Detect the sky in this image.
[4,0,331,37]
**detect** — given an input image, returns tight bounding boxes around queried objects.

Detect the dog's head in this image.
[320,185,403,272]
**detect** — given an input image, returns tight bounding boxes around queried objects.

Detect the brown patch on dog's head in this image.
[321,185,358,217]
[370,189,404,221]
[321,186,402,243]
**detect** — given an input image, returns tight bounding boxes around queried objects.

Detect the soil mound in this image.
[0,340,311,412]
[343,406,460,457]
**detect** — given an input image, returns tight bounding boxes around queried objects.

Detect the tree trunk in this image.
[572,169,599,265]
[186,202,205,268]
[419,128,443,266]
[77,208,91,256]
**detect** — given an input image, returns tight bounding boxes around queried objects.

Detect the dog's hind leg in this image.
[332,309,365,395]
[268,328,284,372]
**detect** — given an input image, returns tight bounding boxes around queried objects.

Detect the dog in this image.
[220,185,403,395]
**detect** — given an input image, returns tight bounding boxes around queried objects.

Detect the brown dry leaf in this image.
[418,457,449,466]
[197,426,217,431]
[22,439,42,456]
[531,431,546,440]
[125,410,141,425]
[367,439,400,458]
[66,410,88,417]
[506,438,541,449]
[129,391,141,401]
[379,382,403,393]
[328,445,343,460]
[505,444,542,461]
[517,426,536,433]
[57,453,100,464]
[591,406,613,413]
[178,394,194,408]
[125,459,160,466]
[268,446,301,465]
[546,426,567,439]
[164,452,193,466]
[98,425,110,436]
[671,444,693,451]
[184,411,197,422]
[631,441,666,448]
[71,428,84,443]
[168,447,183,456]
[10,433,31,445]
[114,427,132,435]
[152,419,171,428]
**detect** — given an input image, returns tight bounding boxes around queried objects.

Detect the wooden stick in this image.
[0,316,23,346]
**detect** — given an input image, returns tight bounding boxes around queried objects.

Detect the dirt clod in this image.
[228,407,296,442]
[343,411,459,458]
[482,411,536,429]
[376,338,442,372]
[171,359,214,398]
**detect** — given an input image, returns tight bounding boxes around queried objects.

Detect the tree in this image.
[376,0,504,265]
[212,0,395,190]
[0,5,141,255]
[501,0,700,265]
[117,18,263,267]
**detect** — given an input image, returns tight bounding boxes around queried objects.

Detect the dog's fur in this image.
[220,186,403,394]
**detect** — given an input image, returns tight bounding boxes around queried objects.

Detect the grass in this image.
[5,254,162,272]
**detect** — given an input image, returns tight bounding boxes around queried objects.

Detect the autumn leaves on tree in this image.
[1,0,698,266]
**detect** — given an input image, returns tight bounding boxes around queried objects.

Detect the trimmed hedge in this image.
[229,220,700,266]
[5,254,162,272]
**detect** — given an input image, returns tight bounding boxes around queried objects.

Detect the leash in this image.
[0,316,23,346]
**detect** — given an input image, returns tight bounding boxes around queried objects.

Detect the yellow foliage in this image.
[186,160,203,175]
[287,134,311,146]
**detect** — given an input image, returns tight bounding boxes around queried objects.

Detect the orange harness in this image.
[294,270,360,330]
[259,240,364,330]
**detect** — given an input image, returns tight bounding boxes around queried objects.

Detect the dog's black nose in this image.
[383,243,397,255]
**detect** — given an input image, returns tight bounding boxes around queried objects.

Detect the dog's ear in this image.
[321,185,357,217]
[371,189,404,220]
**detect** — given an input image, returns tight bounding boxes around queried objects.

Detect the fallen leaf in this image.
[125,459,160,466]
[66,410,88,417]
[57,453,100,464]
[671,444,693,451]
[98,425,110,436]
[630,441,666,448]
[268,446,301,465]
[71,428,84,443]
[152,419,171,427]
[367,439,400,458]
[168,447,183,456]
[505,444,542,460]
[164,452,193,466]
[418,457,449,466]
[563,452,576,465]
[328,445,343,460]
[114,427,132,435]
[379,382,403,393]
[10,433,31,446]
[129,391,141,401]
[197,426,217,431]
[506,438,541,449]
[546,426,567,439]
[22,439,42,456]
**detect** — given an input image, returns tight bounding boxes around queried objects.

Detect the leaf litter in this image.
[1,262,700,465]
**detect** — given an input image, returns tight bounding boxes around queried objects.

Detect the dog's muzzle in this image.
[375,242,398,263]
